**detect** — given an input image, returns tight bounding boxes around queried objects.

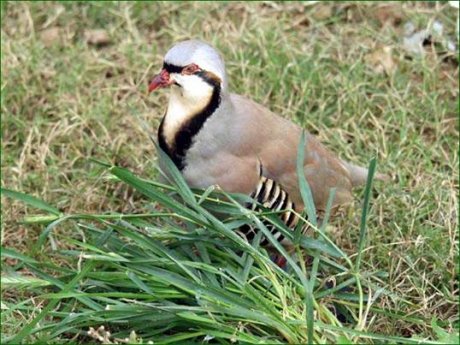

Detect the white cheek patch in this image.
[163,75,214,146]
[174,74,214,101]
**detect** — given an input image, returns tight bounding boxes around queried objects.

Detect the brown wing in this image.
[261,140,354,212]
[227,93,355,212]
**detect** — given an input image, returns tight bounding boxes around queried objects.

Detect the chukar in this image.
[149,40,385,243]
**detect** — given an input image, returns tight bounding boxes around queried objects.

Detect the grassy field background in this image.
[1,1,458,342]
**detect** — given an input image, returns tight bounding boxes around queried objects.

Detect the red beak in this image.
[148,69,172,93]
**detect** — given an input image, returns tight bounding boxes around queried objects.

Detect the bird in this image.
[148,39,386,245]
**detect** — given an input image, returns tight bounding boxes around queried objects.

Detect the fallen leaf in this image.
[312,5,333,21]
[39,27,61,47]
[40,68,56,80]
[365,46,396,75]
[373,4,403,27]
[84,29,111,47]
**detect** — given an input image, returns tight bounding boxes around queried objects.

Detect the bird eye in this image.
[182,63,200,75]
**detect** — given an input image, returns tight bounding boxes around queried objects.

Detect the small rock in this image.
[432,20,444,37]
[403,29,428,56]
[404,21,416,36]
[402,20,458,60]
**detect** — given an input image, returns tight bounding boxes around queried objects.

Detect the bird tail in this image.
[341,160,389,187]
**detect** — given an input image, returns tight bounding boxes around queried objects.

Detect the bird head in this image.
[149,40,227,102]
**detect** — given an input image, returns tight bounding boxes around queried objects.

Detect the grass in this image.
[1,1,458,343]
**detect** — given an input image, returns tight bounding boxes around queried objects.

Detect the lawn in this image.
[1,1,458,343]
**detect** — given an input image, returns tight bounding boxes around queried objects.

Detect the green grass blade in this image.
[314,321,443,345]
[296,131,318,227]
[1,188,61,215]
[1,247,38,264]
[1,275,52,289]
[35,215,73,251]
[298,235,342,257]
[109,166,205,223]
[355,158,377,271]
[320,188,336,232]
[9,261,96,344]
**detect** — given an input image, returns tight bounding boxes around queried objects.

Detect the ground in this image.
[1,1,458,342]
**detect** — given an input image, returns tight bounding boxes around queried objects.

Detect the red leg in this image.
[274,255,287,268]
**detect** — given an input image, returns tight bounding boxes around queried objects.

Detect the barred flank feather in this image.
[239,175,304,245]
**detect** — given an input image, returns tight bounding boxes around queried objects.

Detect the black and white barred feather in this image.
[239,175,304,246]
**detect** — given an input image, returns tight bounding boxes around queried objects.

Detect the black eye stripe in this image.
[163,62,183,74]
[162,62,221,87]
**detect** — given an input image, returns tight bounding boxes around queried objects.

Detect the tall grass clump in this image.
[1,136,450,344]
